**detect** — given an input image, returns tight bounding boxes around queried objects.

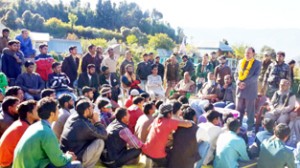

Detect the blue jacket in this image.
[15,35,35,58]
[1,49,22,79]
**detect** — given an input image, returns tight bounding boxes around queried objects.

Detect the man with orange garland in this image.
[234,47,261,134]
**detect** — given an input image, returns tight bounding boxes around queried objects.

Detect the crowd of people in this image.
[0,27,299,168]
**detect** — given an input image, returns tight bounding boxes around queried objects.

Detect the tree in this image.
[147,33,175,50]
[1,9,19,30]
[260,45,276,60]
[232,44,248,60]
[22,10,33,29]
[126,34,138,45]
[68,13,78,32]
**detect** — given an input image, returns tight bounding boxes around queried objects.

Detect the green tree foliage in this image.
[147,33,175,50]
[126,34,138,45]
[81,38,108,53]
[260,45,276,60]
[1,9,18,30]
[232,44,248,60]
[68,13,78,32]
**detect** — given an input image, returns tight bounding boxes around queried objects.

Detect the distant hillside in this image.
[185,27,300,61]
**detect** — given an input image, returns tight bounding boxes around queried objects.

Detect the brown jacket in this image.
[0,36,9,54]
[165,62,179,81]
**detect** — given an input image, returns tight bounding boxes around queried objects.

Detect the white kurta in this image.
[146,74,165,100]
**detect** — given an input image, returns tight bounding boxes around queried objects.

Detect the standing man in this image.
[263,51,290,98]
[102,47,117,78]
[1,40,23,86]
[96,46,104,62]
[120,50,134,76]
[235,47,261,133]
[165,55,180,97]
[210,51,219,69]
[181,55,195,78]
[15,29,35,59]
[62,46,80,87]
[153,56,165,80]
[196,53,214,90]
[136,53,152,90]
[35,44,54,82]
[81,44,102,74]
[0,28,10,55]
[78,64,99,100]
[99,66,120,103]
[214,56,231,86]
[258,51,273,95]
[288,60,296,85]
[148,52,155,64]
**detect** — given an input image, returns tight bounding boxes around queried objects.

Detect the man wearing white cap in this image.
[125,89,139,108]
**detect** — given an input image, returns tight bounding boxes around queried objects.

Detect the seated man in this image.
[213,74,235,109]
[135,102,156,143]
[197,110,222,166]
[0,96,20,137]
[5,86,24,102]
[258,123,295,168]
[40,88,56,99]
[264,79,296,124]
[99,66,120,103]
[52,94,74,140]
[168,107,200,168]
[81,86,94,101]
[101,108,143,167]
[121,64,142,93]
[78,64,99,101]
[0,100,39,167]
[254,118,275,154]
[127,96,145,133]
[97,99,114,127]
[125,89,139,108]
[95,87,119,111]
[214,118,250,168]
[16,60,44,100]
[173,72,195,97]
[61,99,107,168]
[13,97,81,168]
[142,103,193,167]
[48,62,77,101]
[286,106,300,148]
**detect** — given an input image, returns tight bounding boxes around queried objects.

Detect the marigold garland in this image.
[238,58,255,81]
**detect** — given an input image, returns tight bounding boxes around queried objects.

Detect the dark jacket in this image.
[0,111,18,137]
[77,72,99,90]
[101,120,128,162]
[16,72,44,92]
[99,74,121,102]
[1,48,22,79]
[165,62,179,81]
[182,60,195,76]
[48,72,71,92]
[81,53,102,74]
[60,113,108,161]
[120,59,134,76]
[168,124,200,168]
[62,55,79,87]
[136,61,152,80]
[153,62,165,80]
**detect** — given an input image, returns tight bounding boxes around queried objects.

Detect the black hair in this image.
[206,110,221,123]
[58,94,72,108]
[274,123,290,140]
[178,96,189,104]
[76,100,91,116]
[144,102,154,115]
[41,89,55,98]
[18,100,37,120]
[210,51,216,55]
[97,99,110,109]
[277,51,285,57]
[143,53,148,57]
[82,86,93,95]
[2,96,19,112]
[226,118,240,132]
[204,103,214,112]
[69,46,77,52]
[52,62,61,69]
[115,107,127,122]
[288,60,296,65]
[148,52,154,55]
[24,60,34,68]
[182,55,188,59]
[182,107,196,121]
[133,96,144,105]
[87,64,96,70]
[140,92,150,99]
[39,44,48,50]
[101,66,109,72]
[2,28,9,33]
[88,44,95,50]
[151,64,158,70]
[37,97,57,120]
[8,40,19,46]
[75,96,89,107]
[262,118,275,133]
[5,86,22,97]
[125,64,133,70]
[155,100,163,110]
[171,100,182,115]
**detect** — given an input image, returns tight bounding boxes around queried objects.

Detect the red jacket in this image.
[35,54,54,81]
[127,105,143,133]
